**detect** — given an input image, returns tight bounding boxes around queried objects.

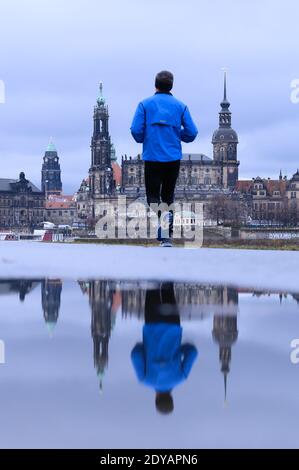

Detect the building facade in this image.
[45,194,77,226]
[237,170,299,225]
[286,170,299,224]
[0,172,44,230]
[76,178,91,224]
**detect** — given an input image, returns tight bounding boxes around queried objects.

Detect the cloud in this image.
[0,0,298,193]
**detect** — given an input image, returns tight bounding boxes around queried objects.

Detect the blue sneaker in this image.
[160,238,173,247]
[157,224,163,242]
[157,212,173,241]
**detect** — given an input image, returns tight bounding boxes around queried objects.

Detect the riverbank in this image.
[73,237,299,250]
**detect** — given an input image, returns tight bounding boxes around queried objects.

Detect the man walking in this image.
[130,71,198,246]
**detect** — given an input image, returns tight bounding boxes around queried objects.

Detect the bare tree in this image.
[207,193,248,227]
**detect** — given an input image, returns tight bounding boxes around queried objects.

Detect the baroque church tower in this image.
[212,72,239,189]
[90,280,116,391]
[41,140,62,196]
[89,83,114,217]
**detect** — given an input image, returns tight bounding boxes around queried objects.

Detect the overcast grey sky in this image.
[0,0,298,193]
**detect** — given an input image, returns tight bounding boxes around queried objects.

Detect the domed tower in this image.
[89,83,114,215]
[41,140,62,196]
[212,71,239,189]
[212,312,238,402]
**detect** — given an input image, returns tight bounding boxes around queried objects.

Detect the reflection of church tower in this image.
[0,280,41,301]
[212,71,239,189]
[212,288,238,401]
[89,280,117,390]
[41,279,62,332]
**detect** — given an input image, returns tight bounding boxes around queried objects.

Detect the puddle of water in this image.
[0,279,298,449]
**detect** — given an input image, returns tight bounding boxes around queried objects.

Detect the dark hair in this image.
[155,392,174,415]
[155,71,174,92]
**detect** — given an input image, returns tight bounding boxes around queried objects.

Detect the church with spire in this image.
[76,75,299,227]
[88,83,116,216]
[77,74,243,224]
[212,71,239,189]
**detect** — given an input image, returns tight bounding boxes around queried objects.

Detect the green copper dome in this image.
[46,139,57,152]
[46,321,57,337]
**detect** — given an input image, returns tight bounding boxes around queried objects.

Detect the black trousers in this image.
[144,283,180,325]
[144,160,180,207]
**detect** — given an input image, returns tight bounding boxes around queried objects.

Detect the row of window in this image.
[180,168,219,174]
[177,177,221,185]
[253,188,299,197]
[127,167,220,174]
[0,200,44,207]
[127,177,144,185]
[47,210,75,216]
[254,202,281,210]
[0,209,44,216]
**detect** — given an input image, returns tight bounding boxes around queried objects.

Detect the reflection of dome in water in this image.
[97,370,105,392]
[212,315,238,402]
[46,321,57,336]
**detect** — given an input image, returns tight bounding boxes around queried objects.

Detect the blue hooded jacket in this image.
[130,92,198,162]
[131,323,198,392]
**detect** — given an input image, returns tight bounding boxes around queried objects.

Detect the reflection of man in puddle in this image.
[131,282,198,414]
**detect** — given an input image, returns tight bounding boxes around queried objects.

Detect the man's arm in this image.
[130,102,146,143]
[181,106,198,143]
[181,343,198,378]
[131,343,146,381]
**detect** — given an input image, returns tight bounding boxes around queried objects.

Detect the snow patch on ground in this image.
[0,241,298,292]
